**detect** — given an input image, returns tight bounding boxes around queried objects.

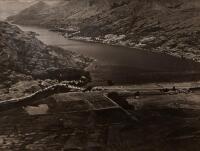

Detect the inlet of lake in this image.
[18,25,200,85]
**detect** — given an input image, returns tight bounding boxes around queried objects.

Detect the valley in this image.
[7,0,200,62]
[1,0,200,151]
[16,24,200,85]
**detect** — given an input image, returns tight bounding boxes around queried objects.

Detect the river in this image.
[17,25,200,85]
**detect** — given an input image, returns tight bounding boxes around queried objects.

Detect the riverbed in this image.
[17,25,200,85]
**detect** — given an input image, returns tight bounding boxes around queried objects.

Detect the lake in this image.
[18,25,200,85]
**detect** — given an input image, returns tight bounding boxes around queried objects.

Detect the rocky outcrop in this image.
[8,0,200,61]
[2,88,200,151]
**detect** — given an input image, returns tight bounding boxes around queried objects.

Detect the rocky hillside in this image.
[8,0,200,61]
[0,21,90,100]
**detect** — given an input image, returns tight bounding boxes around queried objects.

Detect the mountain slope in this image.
[8,0,200,61]
[0,21,90,95]
[0,0,37,20]
[8,0,110,26]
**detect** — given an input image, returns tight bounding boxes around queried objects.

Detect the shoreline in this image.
[10,23,200,86]
[11,22,199,63]
[68,36,198,63]
[93,80,200,91]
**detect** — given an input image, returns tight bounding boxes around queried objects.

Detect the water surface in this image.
[18,25,200,85]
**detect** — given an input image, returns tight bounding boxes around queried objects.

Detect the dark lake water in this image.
[18,25,200,85]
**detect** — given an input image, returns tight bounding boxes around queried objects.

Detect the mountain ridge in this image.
[8,0,200,61]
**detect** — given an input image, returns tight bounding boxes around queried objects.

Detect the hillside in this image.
[0,21,90,100]
[0,0,36,20]
[8,0,200,61]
